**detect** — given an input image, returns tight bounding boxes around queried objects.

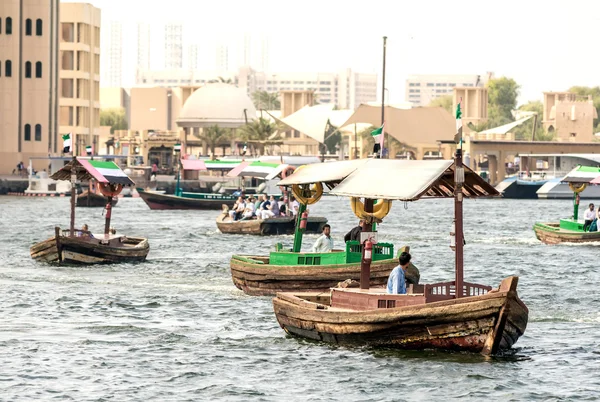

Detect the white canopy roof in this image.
[278,158,498,201]
[478,115,534,135]
[274,104,335,144]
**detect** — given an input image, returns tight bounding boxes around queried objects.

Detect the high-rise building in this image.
[215,43,229,72]
[405,73,493,107]
[136,22,150,71]
[101,21,122,87]
[59,3,101,157]
[164,22,182,69]
[187,44,198,71]
[0,0,60,173]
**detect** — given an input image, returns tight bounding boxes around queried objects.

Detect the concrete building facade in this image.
[59,2,101,157]
[406,73,493,107]
[0,0,60,174]
[136,67,377,109]
[542,92,597,142]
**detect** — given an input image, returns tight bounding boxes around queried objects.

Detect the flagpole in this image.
[380,36,387,159]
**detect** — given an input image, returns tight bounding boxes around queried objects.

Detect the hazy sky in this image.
[68,0,600,106]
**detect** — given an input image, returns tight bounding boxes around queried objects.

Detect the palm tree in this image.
[195,125,229,157]
[237,117,282,156]
[252,91,280,110]
[208,76,233,84]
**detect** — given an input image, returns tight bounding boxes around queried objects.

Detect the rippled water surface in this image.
[1,195,599,401]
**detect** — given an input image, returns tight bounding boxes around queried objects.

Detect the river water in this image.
[0,195,599,401]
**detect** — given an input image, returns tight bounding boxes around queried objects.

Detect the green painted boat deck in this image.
[236,241,394,267]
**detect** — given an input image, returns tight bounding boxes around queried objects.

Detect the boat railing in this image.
[61,229,93,238]
[424,281,492,302]
[345,241,394,263]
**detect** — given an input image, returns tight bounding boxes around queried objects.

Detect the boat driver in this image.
[311,224,333,252]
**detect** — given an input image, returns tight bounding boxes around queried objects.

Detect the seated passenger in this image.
[80,224,94,238]
[386,251,412,294]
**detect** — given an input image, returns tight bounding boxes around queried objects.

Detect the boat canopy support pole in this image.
[573,192,580,221]
[104,196,113,235]
[360,199,374,290]
[292,203,307,252]
[69,156,76,237]
[175,159,182,196]
[455,149,465,298]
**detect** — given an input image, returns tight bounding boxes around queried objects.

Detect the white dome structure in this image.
[176,83,257,128]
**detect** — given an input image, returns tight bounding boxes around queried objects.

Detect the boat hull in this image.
[77,190,118,208]
[216,213,327,235]
[137,188,233,210]
[230,255,397,296]
[30,233,149,264]
[273,276,528,355]
[497,179,545,199]
[533,222,600,244]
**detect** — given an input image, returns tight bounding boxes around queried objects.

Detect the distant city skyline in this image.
[74,0,600,106]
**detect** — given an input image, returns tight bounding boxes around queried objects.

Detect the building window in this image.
[25,61,31,78]
[35,61,42,78]
[36,19,42,36]
[426,83,434,87]
[6,17,12,34]
[25,19,32,35]
[0,18,2,34]
[5,60,12,77]
[35,124,42,141]
[24,124,31,141]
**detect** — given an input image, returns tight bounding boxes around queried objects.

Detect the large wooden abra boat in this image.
[30,158,149,264]
[216,209,327,235]
[534,166,600,244]
[138,159,289,210]
[271,153,528,355]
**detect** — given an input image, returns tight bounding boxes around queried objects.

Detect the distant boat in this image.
[30,157,149,264]
[534,165,600,244]
[216,208,328,236]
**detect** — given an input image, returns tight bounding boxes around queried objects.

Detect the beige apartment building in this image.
[59,3,101,157]
[406,73,493,107]
[0,0,60,174]
[542,92,597,142]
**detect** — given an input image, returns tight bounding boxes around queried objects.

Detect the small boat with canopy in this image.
[534,165,600,244]
[30,157,149,264]
[271,150,528,355]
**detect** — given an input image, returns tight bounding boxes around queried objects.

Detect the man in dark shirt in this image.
[344,219,364,242]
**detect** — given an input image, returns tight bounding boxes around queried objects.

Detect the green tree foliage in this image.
[251,91,281,110]
[512,101,554,141]
[237,117,282,156]
[195,125,229,156]
[209,76,233,84]
[487,77,520,127]
[428,95,452,113]
[323,122,341,154]
[100,108,128,133]
[568,86,600,129]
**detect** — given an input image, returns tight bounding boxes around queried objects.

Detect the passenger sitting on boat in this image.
[583,203,595,232]
[279,197,287,216]
[258,194,272,219]
[311,224,333,252]
[386,251,412,295]
[240,207,254,221]
[344,220,364,243]
[259,195,278,220]
[80,224,94,238]
[231,197,246,221]
[290,196,300,216]
[270,195,280,217]
[245,198,256,218]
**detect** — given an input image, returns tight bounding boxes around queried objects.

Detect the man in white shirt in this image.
[583,203,596,232]
[311,224,333,252]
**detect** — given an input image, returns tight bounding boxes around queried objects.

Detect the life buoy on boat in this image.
[350,197,392,222]
[98,182,123,197]
[292,182,323,205]
[279,165,296,192]
[569,182,587,193]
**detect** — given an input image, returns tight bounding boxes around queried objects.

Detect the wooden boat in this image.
[77,188,118,207]
[137,159,290,210]
[137,187,235,210]
[273,276,527,354]
[30,157,150,265]
[30,227,148,264]
[216,209,327,235]
[271,150,528,355]
[534,165,600,244]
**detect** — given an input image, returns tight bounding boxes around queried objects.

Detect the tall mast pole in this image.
[380,36,387,159]
[454,98,464,298]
